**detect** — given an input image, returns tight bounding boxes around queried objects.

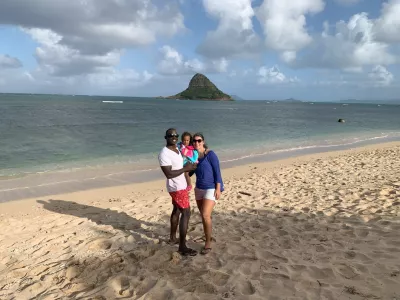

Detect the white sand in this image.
[1,142,400,299]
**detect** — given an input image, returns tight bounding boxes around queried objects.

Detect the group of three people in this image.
[158,128,223,256]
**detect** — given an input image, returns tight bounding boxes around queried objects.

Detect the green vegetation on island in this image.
[162,73,233,101]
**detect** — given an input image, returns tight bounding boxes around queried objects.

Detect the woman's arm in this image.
[208,151,223,199]
[208,151,222,185]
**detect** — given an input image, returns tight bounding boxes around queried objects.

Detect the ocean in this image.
[1,94,400,201]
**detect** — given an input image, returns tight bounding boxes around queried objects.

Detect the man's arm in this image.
[161,164,196,179]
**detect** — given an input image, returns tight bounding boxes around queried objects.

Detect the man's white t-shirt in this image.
[158,146,187,192]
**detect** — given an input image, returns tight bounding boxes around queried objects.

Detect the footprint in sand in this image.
[207,270,230,286]
[306,266,335,279]
[334,263,359,279]
[344,251,373,263]
[355,228,369,238]
[237,280,256,295]
[183,279,217,294]
[65,265,83,281]
[258,250,288,263]
[230,236,241,242]
[110,276,131,297]
[226,243,247,255]
[88,239,113,250]
[134,277,159,298]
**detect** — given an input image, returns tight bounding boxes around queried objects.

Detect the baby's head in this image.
[181,132,192,146]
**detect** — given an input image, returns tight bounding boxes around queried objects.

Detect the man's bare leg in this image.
[178,207,197,256]
[169,204,180,244]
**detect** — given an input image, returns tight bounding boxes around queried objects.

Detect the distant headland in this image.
[157,73,233,101]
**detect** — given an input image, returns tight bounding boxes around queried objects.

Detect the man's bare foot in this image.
[178,247,198,256]
[167,238,179,245]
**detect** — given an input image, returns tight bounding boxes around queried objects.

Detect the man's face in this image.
[165,130,179,146]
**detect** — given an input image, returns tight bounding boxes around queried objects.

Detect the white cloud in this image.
[211,58,229,73]
[243,68,254,76]
[0,67,154,95]
[88,69,153,89]
[24,72,35,82]
[196,0,262,59]
[375,0,400,43]
[258,65,299,84]
[1,0,184,78]
[24,28,121,77]
[281,51,297,64]
[0,54,22,68]
[257,0,325,60]
[312,65,394,88]
[1,0,184,54]
[295,13,396,69]
[158,46,229,75]
[368,65,394,87]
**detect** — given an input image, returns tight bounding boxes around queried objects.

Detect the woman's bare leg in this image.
[196,200,203,215]
[201,199,215,250]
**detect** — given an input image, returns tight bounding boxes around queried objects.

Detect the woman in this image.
[191,133,223,255]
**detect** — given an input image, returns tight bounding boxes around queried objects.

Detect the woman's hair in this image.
[193,132,208,150]
[181,131,192,143]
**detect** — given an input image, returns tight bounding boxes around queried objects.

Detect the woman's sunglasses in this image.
[193,139,203,143]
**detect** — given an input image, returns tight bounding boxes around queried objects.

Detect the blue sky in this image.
[0,0,399,100]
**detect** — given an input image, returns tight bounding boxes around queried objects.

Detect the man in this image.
[159,128,198,256]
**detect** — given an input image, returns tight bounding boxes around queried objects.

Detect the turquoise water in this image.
[1,94,400,178]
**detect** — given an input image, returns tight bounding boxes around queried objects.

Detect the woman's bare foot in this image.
[201,247,212,255]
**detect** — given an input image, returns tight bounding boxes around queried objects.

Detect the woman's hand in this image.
[214,183,221,200]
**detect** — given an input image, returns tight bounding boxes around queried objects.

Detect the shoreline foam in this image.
[1,130,399,180]
[1,139,400,203]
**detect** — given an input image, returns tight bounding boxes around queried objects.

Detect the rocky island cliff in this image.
[159,73,233,101]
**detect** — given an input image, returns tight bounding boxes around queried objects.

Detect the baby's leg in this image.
[184,172,192,190]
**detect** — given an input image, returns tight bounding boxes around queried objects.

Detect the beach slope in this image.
[0,143,399,299]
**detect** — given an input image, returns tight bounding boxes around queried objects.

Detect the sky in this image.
[0,0,399,101]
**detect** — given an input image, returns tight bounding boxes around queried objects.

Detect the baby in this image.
[177,132,198,191]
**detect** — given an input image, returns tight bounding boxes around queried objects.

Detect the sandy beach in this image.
[1,142,400,299]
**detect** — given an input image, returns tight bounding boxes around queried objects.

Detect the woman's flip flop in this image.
[201,247,212,255]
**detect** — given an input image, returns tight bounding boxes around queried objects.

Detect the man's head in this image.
[165,128,179,146]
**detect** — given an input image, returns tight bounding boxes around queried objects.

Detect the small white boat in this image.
[102,100,123,103]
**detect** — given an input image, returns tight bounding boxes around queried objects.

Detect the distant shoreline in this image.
[155,96,233,101]
[1,93,399,104]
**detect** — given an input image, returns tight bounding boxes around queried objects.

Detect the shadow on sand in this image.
[2,199,399,299]
[36,199,166,242]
